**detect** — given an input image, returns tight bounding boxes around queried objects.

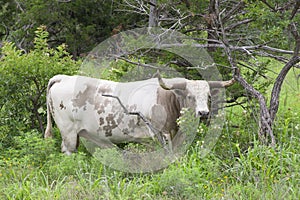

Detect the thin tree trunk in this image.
[149,0,158,27]
[205,0,218,52]
[269,22,300,123]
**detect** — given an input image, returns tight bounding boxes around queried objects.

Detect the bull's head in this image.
[157,73,235,119]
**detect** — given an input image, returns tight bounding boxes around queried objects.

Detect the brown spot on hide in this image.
[128,104,137,111]
[96,105,105,114]
[59,101,66,110]
[94,98,110,114]
[128,118,138,132]
[104,99,110,106]
[122,128,129,135]
[117,112,124,124]
[72,108,78,113]
[97,86,112,94]
[103,113,117,137]
[99,117,104,126]
[137,116,141,126]
[111,105,118,113]
[72,84,96,109]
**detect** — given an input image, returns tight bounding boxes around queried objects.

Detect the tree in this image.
[111,0,300,145]
[0,0,143,58]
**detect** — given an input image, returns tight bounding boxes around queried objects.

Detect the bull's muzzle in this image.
[198,111,210,119]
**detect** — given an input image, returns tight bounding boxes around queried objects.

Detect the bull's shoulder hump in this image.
[50,74,72,80]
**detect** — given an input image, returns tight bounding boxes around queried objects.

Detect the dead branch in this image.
[159,43,294,55]
[222,1,245,23]
[57,0,72,2]
[260,0,276,12]
[290,0,300,20]
[116,0,149,16]
[113,55,178,73]
[224,19,253,31]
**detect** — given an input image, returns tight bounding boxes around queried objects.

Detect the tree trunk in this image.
[149,0,158,27]
[205,0,218,52]
[269,22,300,123]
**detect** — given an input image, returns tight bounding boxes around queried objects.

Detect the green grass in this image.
[1,137,299,199]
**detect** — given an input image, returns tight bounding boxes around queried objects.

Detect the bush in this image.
[0,26,79,146]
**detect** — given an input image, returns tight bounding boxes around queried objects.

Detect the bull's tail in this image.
[44,76,61,138]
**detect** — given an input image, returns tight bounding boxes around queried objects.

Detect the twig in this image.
[158,43,294,54]
[113,55,178,73]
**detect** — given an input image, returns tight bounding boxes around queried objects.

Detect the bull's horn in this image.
[153,70,172,90]
[158,74,172,90]
[208,78,235,88]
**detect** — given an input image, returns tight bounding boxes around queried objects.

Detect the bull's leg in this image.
[61,133,78,155]
[163,133,173,153]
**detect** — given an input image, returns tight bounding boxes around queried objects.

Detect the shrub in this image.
[0,26,79,146]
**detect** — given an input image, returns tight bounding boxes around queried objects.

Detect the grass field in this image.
[0,63,299,199]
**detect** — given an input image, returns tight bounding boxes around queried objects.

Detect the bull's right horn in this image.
[208,78,236,88]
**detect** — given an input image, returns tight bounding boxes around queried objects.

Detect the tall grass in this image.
[1,122,299,199]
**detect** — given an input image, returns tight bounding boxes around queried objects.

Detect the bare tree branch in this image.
[159,43,294,54]
[149,0,158,27]
[116,0,149,16]
[290,0,300,20]
[113,55,177,72]
[224,19,253,31]
[14,0,24,12]
[57,0,72,2]
[260,0,276,12]
[222,1,245,23]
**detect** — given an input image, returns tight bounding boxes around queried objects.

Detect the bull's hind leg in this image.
[61,132,79,155]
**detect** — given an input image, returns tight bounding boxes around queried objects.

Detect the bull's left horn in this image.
[153,70,172,90]
[208,78,236,88]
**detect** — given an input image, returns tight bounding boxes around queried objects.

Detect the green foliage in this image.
[0,26,79,144]
[244,0,299,50]
[1,0,142,57]
[1,127,298,199]
[0,130,57,167]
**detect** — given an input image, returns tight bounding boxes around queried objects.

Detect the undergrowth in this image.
[0,109,299,200]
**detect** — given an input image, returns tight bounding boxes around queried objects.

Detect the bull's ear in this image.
[173,89,186,97]
[210,88,221,96]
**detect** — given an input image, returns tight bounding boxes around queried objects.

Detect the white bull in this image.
[44,74,234,155]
